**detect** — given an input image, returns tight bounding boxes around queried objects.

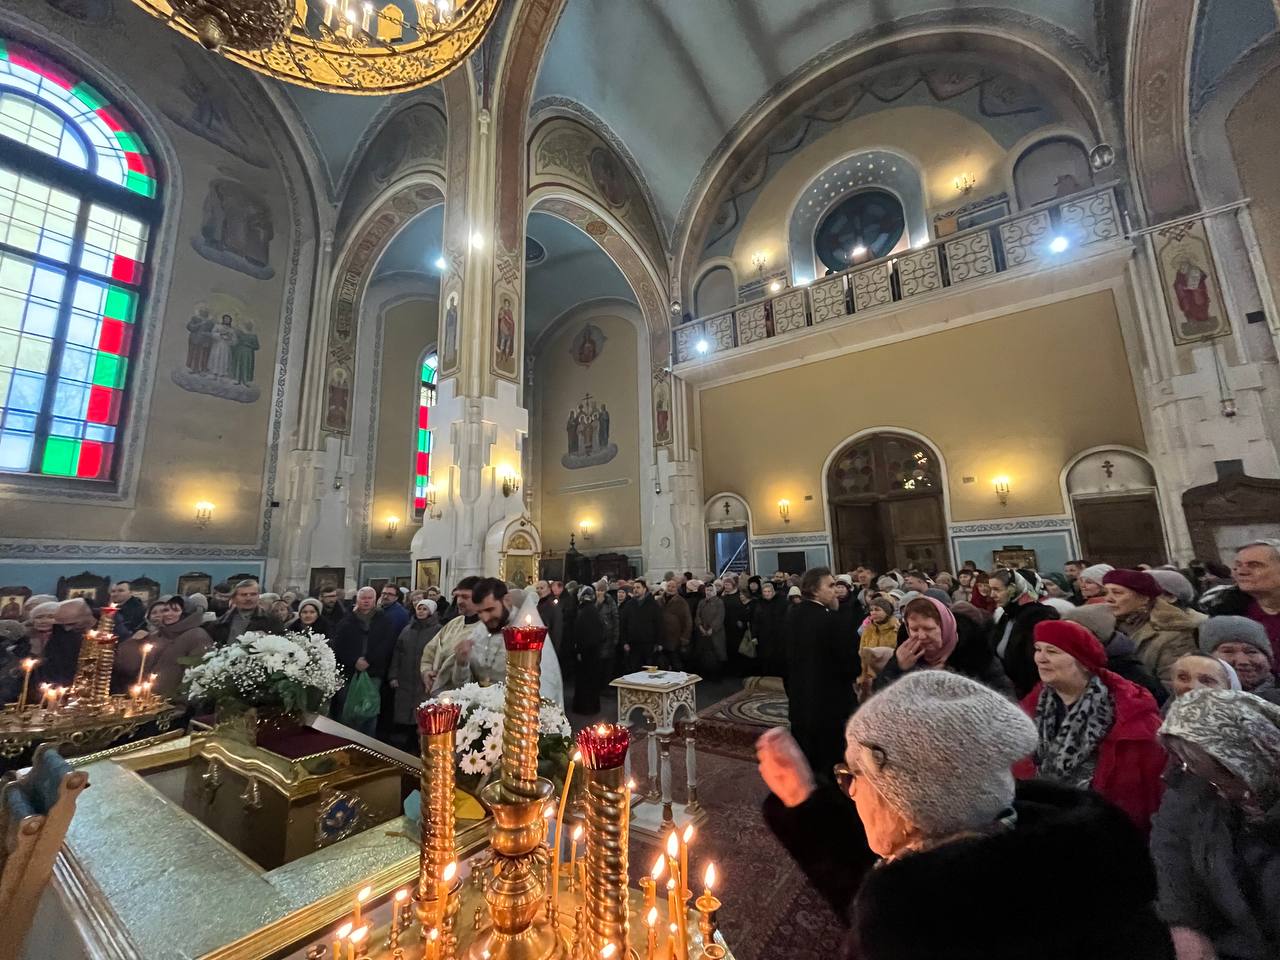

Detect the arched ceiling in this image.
[534,0,1104,233]
[1191,0,1278,110]
[373,204,445,278]
[525,211,635,343]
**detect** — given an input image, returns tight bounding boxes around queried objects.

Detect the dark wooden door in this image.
[833,503,885,573]
[1074,494,1167,567]
[886,496,947,573]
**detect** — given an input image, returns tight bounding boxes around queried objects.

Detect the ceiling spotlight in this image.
[852,244,868,258]
[1049,236,1070,254]
[695,339,709,355]
[470,232,485,251]
[434,255,447,271]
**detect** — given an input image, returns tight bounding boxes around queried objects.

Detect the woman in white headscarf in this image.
[988,568,1059,699]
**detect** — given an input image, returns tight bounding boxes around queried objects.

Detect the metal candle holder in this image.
[576,724,631,960]
[416,701,462,942]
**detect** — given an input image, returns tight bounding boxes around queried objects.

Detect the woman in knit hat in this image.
[872,596,1013,696]
[1063,604,1167,706]
[1198,615,1280,704]
[295,597,330,637]
[759,670,1172,959]
[388,598,441,750]
[1013,620,1166,833]
[1103,569,1199,690]
[988,568,1059,698]
[1152,689,1280,960]
[1077,563,1113,603]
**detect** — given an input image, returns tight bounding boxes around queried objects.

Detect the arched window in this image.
[412,350,437,520]
[814,190,905,274]
[0,38,158,480]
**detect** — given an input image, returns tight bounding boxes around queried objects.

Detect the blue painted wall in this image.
[751,543,831,576]
[951,531,1075,575]
[0,560,265,595]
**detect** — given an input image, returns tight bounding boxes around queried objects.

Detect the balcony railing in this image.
[674,183,1127,365]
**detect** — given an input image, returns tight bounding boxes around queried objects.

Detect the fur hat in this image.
[1078,564,1114,585]
[846,671,1038,838]
[1062,604,1116,644]
[871,597,896,616]
[1033,620,1108,674]
[1149,569,1195,606]
[22,595,57,618]
[1102,569,1161,598]
[1198,615,1272,662]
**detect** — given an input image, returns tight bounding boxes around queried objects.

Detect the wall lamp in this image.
[777,499,791,523]
[953,173,976,195]
[578,520,595,543]
[499,466,521,498]
[194,501,214,528]
[423,483,442,520]
[750,251,768,276]
[993,476,1011,507]
[384,515,401,539]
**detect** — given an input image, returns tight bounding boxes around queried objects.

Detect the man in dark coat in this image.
[208,579,283,646]
[108,580,146,639]
[1203,539,1280,666]
[658,580,692,670]
[620,579,662,673]
[330,586,397,737]
[785,567,858,781]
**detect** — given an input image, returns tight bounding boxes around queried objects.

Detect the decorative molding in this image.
[0,539,266,559]
[556,477,633,494]
[749,532,832,548]
[948,515,1076,536]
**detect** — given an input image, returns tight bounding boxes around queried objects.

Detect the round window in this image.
[814,189,905,273]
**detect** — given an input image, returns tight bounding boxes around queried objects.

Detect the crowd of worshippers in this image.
[755,539,1280,960]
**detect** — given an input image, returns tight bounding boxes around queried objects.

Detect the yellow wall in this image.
[698,290,1145,535]
[371,298,437,551]
[1227,63,1280,311]
[535,306,641,549]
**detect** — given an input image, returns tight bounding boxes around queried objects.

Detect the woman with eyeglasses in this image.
[757,670,1172,959]
[1152,689,1280,960]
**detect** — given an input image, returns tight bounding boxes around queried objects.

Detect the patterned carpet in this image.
[626,738,844,960]
[682,676,790,761]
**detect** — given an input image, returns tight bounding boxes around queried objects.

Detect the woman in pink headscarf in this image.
[872,596,1014,697]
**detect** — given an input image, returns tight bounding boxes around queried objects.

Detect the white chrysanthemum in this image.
[460,751,487,775]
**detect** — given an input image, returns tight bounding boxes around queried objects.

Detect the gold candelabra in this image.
[576,725,631,959]
[417,701,463,954]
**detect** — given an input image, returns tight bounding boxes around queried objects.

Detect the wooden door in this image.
[885,496,947,573]
[1074,494,1166,567]
[833,503,885,573]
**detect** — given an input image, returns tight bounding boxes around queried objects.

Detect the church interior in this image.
[2,0,1280,958]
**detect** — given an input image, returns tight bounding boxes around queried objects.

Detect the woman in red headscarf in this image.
[872,596,1013,696]
[1014,619,1166,833]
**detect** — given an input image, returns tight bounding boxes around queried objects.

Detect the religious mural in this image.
[324,368,351,432]
[441,293,460,373]
[191,177,275,280]
[493,295,517,378]
[172,294,262,403]
[337,102,447,238]
[1153,220,1230,344]
[569,322,606,367]
[162,50,269,168]
[562,394,617,469]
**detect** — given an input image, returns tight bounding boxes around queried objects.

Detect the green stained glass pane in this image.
[91,351,124,387]
[417,429,428,452]
[41,436,78,476]
[104,286,135,321]
[71,83,108,111]
[0,40,9,61]
[114,131,143,154]
[125,172,156,198]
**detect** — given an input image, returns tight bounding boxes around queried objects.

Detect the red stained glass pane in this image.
[97,318,129,355]
[110,254,140,283]
[416,452,429,474]
[76,440,104,478]
[86,385,118,424]
[11,53,74,88]
[95,106,125,132]
[125,152,148,173]
[414,496,426,510]
[418,407,429,429]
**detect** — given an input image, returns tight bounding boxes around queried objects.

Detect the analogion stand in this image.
[611,671,703,837]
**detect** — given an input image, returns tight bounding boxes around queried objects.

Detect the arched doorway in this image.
[827,432,947,573]
[705,493,751,576]
[1065,449,1167,567]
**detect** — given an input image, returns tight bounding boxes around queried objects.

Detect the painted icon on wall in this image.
[441,293,459,373]
[494,295,517,378]
[562,393,617,469]
[1153,220,1230,345]
[172,294,262,403]
[190,177,275,280]
[569,322,607,367]
[324,368,350,432]
[653,371,673,446]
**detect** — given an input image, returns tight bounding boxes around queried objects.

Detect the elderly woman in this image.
[1169,654,1239,700]
[1152,690,1280,960]
[873,596,1012,696]
[693,580,726,679]
[989,568,1060,698]
[1078,563,1114,603]
[1103,569,1199,690]
[115,596,212,700]
[388,599,440,750]
[1198,615,1280,705]
[1013,620,1166,833]
[759,671,1172,959]
[294,598,330,638]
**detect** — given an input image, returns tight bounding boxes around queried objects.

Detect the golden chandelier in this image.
[128,0,501,93]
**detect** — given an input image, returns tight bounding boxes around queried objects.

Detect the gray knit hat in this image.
[1062,604,1116,643]
[1149,569,1195,606]
[1198,615,1272,662]
[1079,563,1114,585]
[846,671,1037,838]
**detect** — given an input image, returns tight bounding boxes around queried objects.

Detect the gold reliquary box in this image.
[23,718,491,960]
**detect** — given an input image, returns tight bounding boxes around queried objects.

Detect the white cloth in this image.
[514,587,564,707]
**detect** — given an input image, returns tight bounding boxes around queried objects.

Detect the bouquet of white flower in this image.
[183,630,344,715]
[437,682,574,789]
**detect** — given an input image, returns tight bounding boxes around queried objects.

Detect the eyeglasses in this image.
[833,763,858,795]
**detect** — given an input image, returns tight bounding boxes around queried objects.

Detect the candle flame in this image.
[666,832,679,857]
[645,907,658,926]
[394,888,410,903]
[666,878,675,891]
[704,863,716,891]
[336,922,353,938]
[601,945,617,959]
[129,685,141,697]
[149,672,157,682]
[596,722,609,736]
[356,885,372,903]
[429,928,440,942]
[669,923,678,934]
[573,750,582,763]
[627,778,637,791]
[572,824,584,840]
[21,658,36,670]
[442,861,457,883]
[650,854,666,880]
[544,803,556,818]
[142,643,153,654]
[682,823,694,843]
[349,926,368,944]
[524,614,532,625]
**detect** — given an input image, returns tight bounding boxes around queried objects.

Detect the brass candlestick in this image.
[694,891,720,959]
[91,608,119,706]
[416,700,462,937]
[576,724,631,959]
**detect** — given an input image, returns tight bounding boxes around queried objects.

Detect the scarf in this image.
[919,596,958,666]
[1033,674,1115,788]
[968,584,997,612]
[1160,688,1280,798]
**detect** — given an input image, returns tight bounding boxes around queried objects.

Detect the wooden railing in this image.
[674,183,1127,365]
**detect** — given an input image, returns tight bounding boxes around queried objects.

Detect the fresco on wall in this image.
[441,292,460,373]
[1153,220,1230,344]
[191,176,275,280]
[324,368,351,432]
[652,370,672,446]
[172,294,262,403]
[562,394,617,469]
[337,102,447,238]
[493,295,517,378]
[162,51,270,168]
[569,322,606,367]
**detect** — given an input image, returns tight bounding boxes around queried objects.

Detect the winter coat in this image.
[619,594,661,657]
[991,600,1060,699]
[331,609,397,681]
[875,613,1015,698]
[695,595,726,664]
[596,594,619,661]
[390,615,440,725]
[537,596,564,655]
[1013,670,1166,834]
[751,595,788,666]
[1247,675,1280,705]
[1126,598,1201,689]
[1151,768,1280,960]
[859,617,900,650]
[111,595,147,639]
[1104,629,1167,707]
[785,600,859,775]
[114,611,213,700]
[380,601,411,637]
[658,593,692,652]
[763,778,1174,960]
[722,592,748,652]
[33,626,81,688]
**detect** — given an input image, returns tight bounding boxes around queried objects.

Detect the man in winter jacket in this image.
[620,579,661,672]
[1203,539,1280,669]
[108,579,147,639]
[658,579,692,669]
[330,587,397,735]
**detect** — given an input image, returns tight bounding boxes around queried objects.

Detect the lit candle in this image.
[352,884,372,928]
[551,749,579,913]
[703,863,715,899]
[17,658,37,711]
[426,926,440,960]
[141,681,152,702]
[39,682,51,709]
[137,642,153,686]
[332,921,352,960]
[679,823,694,898]
[569,823,584,891]
[129,684,141,702]
[645,906,659,960]
[641,852,664,915]
[665,879,680,960]
[347,924,367,960]
[389,888,409,951]
[667,923,678,960]
[437,860,457,932]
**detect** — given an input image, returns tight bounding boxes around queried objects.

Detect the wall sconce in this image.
[750,251,768,276]
[993,476,1011,507]
[194,501,214,528]
[423,483,442,520]
[499,466,521,498]
[953,173,975,195]
[578,520,595,543]
[384,515,400,539]
[777,499,791,523]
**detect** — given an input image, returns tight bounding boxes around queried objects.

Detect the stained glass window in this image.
[0,38,157,481]
[412,351,438,520]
